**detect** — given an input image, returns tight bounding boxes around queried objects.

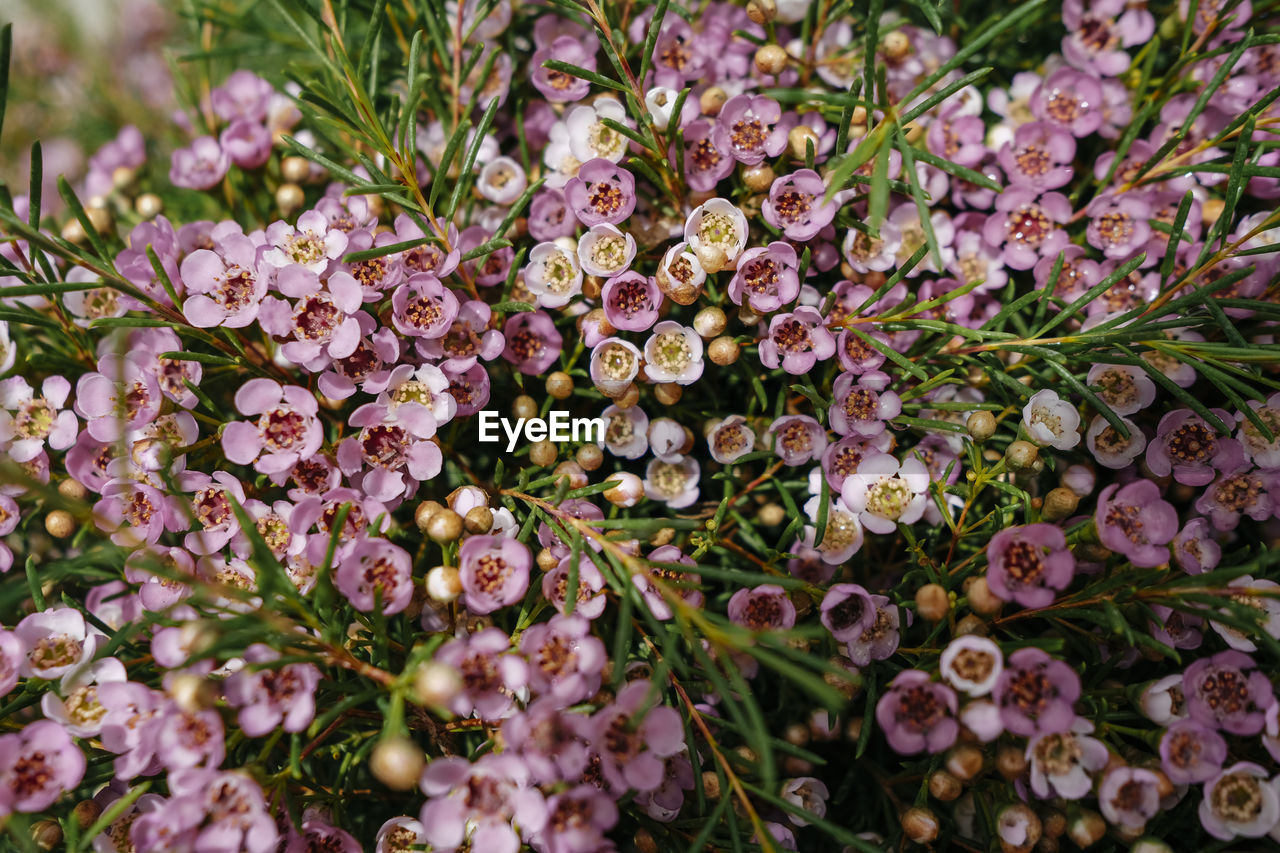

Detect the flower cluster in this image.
[1,0,1280,850]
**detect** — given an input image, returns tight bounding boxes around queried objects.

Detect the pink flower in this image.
[225,644,321,737]
[334,537,415,614]
[221,379,323,475]
[459,535,532,615]
[0,721,86,815]
[591,680,686,793]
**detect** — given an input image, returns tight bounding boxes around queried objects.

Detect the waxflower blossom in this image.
[420,753,546,851]
[845,593,903,668]
[391,273,460,339]
[841,453,930,534]
[0,375,78,460]
[984,188,1072,270]
[758,307,836,374]
[1199,763,1280,841]
[706,415,755,465]
[875,670,959,755]
[994,647,1081,736]
[819,583,876,643]
[1160,718,1228,785]
[1026,719,1109,799]
[643,322,704,385]
[502,310,563,375]
[0,720,87,815]
[1086,194,1153,259]
[1087,413,1146,468]
[334,537,414,615]
[459,535,532,615]
[829,371,901,437]
[169,136,230,190]
[714,94,787,165]
[533,35,595,102]
[519,614,606,706]
[728,584,797,632]
[526,241,584,309]
[1183,650,1275,735]
[1022,389,1081,450]
[1195,463,1275,531]
[676,121,735,191]
[939,635,1003,696]
[602,271,661,331]
[262,210,349,272]
[684,198,748,263]
[1099,766,1163,833]
[1095,480,1179,567]
[768,415,827,466]
[986,523,1075,608]
[578,224,636,277]
[729,241,800,313]
[590,337,642,396]
[565,159,636,226]
[16,607,100,681]
[435,628,528,721]
[542,556,606,619]
[224,644,321,737]
[221,379,323,474]
[763,169,837,241]
[591,680,685,793]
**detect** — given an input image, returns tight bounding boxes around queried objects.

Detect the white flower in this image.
[684,199,748,262]
[940,635,1003,696]
[1022,389,1081,450]
[644,86,679,131]
[476,156,527,205]
[566,97,631,164]
[524,242,583,309]
[577,224,636,278]
[1199,763,1280,841]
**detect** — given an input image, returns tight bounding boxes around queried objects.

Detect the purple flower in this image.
[983,188,1071,270]
[986,523,1076,608]
[519,614,605,707]
[533,36,595,103]
[1237,392,1280,468]
[728,584,797,631]
[221,379,323,474]
[435,628,528,721]
[419,300,503,371]
[156,705,226,770]
[74,352,162,442]
[501,698,592,784]
[820,433,892,493]
[758,307,836,374]
[1063,0,1155,76]
[591,680,685,793]
[219,118,273,168]
[334,537,414,614]
[1087,413,1146,469]
[532,785,619,852]
[542,555,606,619]
[421,753,546,852]
[0,629,21,698]
[16,606,101,680]
[602,271,661,331]
[391,273,460,339]
[633,545,703,621]
[502,311,563,375]
[169,136,230,190]
[713,94,786,165]
[875,670,959,755]
[1160,718,1227,785]
[829,371,901,437]
[706,415,755,465]
[1183,650,1275,735]
[927,115,987,168]
[225,644,321,737]
[212,70,273,121]
[0,375,78,460]
[1147,408,1244,486]
[565,159,635,227]
[1099,766,1162,832]
[729,241,800,313]
[840,452,930,534]
[768,415,827,466]
[1086,363,1157,416]
[179,229,269,328]
[994,648,1080,736]
[998,121,1075,191]
[1195,464,1276,531]
[1086,194,1152,259]
[1173,517,1221,574]
[457,535,531,615]
[845,594,902,667]
[675,120,734,192]
[819,583,876,643]
[1199,762,1280,841]
[1095,480,1179,568]
[260,269,365,365]
[762,169,837,241]
[0,720,85,815]
[1030,69,1104,136]
[1026,718,1109,799]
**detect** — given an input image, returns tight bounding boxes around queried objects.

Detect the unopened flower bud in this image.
[275,183,305,215]
[370,735,425,790]
[425,565,462,602]
[947,744,984,781]
[708,336,740,366]
[693,306,727,338]
[1201,198,1225,227]
[699,86,729,117]
[702,771,722,800]
[32,820,62,851]
[537,548,561,572]
[58,478,87,501]
[901,807,939,844]
[996,744,1027,779]
[754,44,788,76]
[530,439,558,467]
[1042,810,1066,838]
[997,803,1041,853]
[881,30,910,60]
[967,577,1003,616]
[1130,839,1173,853]
[281,156,312,183]
[955,613,987,636]
[746,0,776,24]
[1066,810,1106,848]
[696,243,728,274]
[757,502,786,527]
[615,382,641,410]
[44,510,74,538]
[634,829,659,853]
[546,371,574,400]
[967,410,997,442]
[916,583,949,622]
[73,799,102,830]
[413,661,462,707]
[415,500,443,531]
[61,217,87,244]
[742,163,775,192]
[512,394,539,420]
[426,509,464,543]
[135,192,164,219]
[463,506,493,535]
[604,472,643,507]
[576,444,603,471]
[788,125,819,161]
[1005,440,1039,471]
[929,770,962,801]
[1041,487,1079,521]
[654,382,682,406]
[169,672,216,713]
